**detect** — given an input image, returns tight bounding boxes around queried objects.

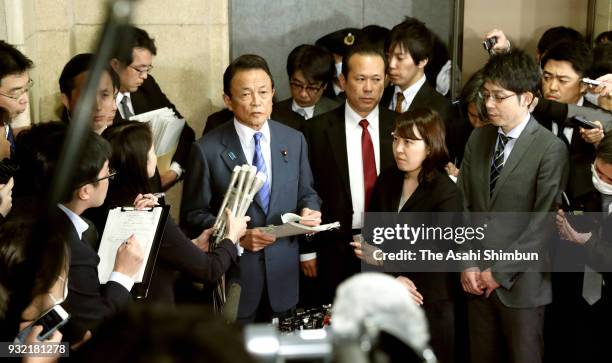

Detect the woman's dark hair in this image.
[0,214,69,340]
[102,121,153,205]
[393,108,448,183]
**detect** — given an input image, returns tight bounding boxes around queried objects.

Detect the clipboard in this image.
[97,205,169,299]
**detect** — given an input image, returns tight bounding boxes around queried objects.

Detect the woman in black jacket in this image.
[353,108,462,363]
[85,121,248,304]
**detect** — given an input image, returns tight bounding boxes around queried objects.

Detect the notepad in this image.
[97,206,169,298]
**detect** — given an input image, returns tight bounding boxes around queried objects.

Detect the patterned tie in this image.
[395,92,405,113]
[295,108,308,119]
[253,132,270,214]
[582,265,603,305]
[120,96,134,119]
[490,133,510,195]
[359,120,377,210]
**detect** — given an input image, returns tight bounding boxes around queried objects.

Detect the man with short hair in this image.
[181,54,321,323]
[304,44,396,304]
[111,26,195,189]
[0,41,33,160]
[13,122,144,343]
[271,44,339,130]
[381,18,452,124]
[457,50,568,363]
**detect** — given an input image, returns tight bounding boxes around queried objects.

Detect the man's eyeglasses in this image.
[0,79,34,101]
[129,64,154,76]
[289,82,324,94]
[478,91,517,103]
[78,169,117,188]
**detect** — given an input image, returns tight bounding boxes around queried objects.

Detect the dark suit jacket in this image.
[380,82,453,125]
[113,75,195,168]
[585,212,612,299]
[180,120,321,317]
[457,117,569,308]
[322,83,346,104]
[533,100,609,205]
[369,168,462,302]
[202,108,234,137]
[58,209,131,343]
[303,104,396,303]
[271,97,340,131]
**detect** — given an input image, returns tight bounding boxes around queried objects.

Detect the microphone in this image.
[332,272,436,363]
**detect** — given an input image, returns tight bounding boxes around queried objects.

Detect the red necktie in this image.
[359,119,377,210]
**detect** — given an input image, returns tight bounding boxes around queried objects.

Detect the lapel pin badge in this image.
[281,149,289,162]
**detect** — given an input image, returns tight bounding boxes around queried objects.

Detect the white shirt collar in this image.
[345,102,379,130]
[333,82,343,96]
[498,112,531,139]
[576,96,584,107]
[233,118,271,148]
[58,204,89,240]
[395,74,426,98]
[291,100,315,119]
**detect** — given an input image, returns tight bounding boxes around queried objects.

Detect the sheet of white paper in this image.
[258,221,340,238]
[97,207,163,284]
[129,108,186,155]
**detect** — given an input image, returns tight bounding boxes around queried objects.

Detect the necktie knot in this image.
[253,132,263,144]
[296,108,308,119]
[121,96,129,105]
[359,119,369,129]
[499,134,510,145]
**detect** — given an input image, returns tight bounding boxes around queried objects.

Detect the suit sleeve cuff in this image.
[300,253,316,261]
[169,162,183,179]
[109,271,135,292]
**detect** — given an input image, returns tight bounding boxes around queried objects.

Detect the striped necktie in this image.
[490,134,510,195]
[253,132,270,214]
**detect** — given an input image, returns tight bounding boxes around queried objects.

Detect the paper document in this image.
[97,207,163,284]
[258,221,340,238]
[130,107,185,155]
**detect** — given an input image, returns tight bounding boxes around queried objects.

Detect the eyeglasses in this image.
[128,64,154,76]
[478,91,517,103]
[0,79,33,101]
[78,169,117,188]
[289,81,324,94]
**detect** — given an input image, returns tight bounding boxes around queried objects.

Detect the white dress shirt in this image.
[495,112,531,164]
[233,119,273,256]
[551,97,584,144]
[390,75,427,113]
[292,100,315,120]
[346,103,381,229]
[58,204,134,291]
[115,92,134,119]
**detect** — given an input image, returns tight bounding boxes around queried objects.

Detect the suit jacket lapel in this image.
[476,126,498,208]
[220,124,248,174]
[268,122,288,216]
[489,118,537,206]
[408,83,432,112]
[378,109,396,172]
[327,107,352,202]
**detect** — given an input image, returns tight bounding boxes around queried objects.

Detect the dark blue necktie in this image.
[253,132,270,214]
[490,134,510,195]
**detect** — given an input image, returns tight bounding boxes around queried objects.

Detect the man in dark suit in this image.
[303,44,396,305]
[16,123,144,343]
[271,44,339,131]
[381,18,453,125]
[110,26,195,190]
[555,133,612,363]
[181,54,321,323]
[0,40,33,161]
[457,50,568,363]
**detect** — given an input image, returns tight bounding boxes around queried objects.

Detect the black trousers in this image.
[467,293,545,363]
